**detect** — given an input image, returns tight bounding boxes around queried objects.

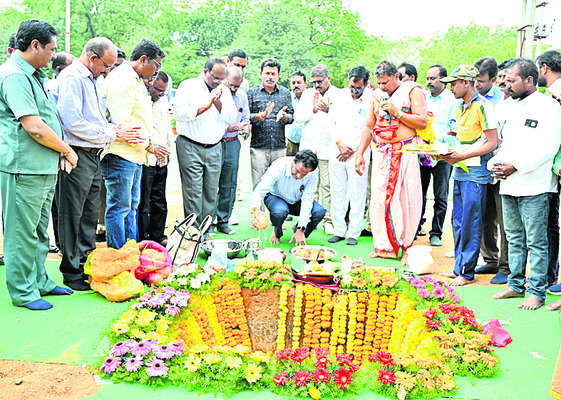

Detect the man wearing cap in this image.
[439,65,498,286]
[355,61,427,264]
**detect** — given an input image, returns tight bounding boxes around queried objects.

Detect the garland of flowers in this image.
[292,284,304,348]
[353,292,368,364]
[319,289,332,348]
[169,313,205,348]
[388,296,422,354]
[337,293,348,354]
[303,284,322,349]
[212,279,251,348]
[188,295,226,347]
[329,292,342,354]
[362,292,379,360]
[345,292,357,356]
[276,284,290,351]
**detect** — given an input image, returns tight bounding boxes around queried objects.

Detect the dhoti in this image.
[369,137,422,258]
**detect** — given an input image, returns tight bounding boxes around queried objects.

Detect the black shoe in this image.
[0,254,4,266]
[360,229,372,237]
[95,232,106,242]
[328,235,345,243]
[217,225,236,235]
[346,238,358,246]
[64,280,91,291]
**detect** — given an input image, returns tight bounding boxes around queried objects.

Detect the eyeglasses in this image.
[150,58,162,71]
[311,77,326,86]
[91,50,111,70]
[349,85,365,93]
[153,86,166,94]
[208,70,225,83]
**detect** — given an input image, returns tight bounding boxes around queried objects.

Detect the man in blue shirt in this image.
[213,66,250,235]
[250,150,326,246]
[52,37,142,291]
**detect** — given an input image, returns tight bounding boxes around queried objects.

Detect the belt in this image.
[222,136,238,143]
[183,135,220,149]
[72,146,104,156]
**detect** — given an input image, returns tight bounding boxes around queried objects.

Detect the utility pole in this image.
[65,0,70,52]
[517,0,537,58]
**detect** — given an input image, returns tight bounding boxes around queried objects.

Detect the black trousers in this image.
[57,147,102,283]
[419,160,452,239]
[138,164,168,243]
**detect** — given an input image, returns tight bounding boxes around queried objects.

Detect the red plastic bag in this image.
[135,240,173,285]
[482,318,512,347]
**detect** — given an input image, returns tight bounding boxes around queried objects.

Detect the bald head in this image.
[80,37,117,78]
[226,66,243,94]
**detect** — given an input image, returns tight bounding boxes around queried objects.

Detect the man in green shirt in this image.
[0,19,78,310]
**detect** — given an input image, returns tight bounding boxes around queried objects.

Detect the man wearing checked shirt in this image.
[250,150,326,246]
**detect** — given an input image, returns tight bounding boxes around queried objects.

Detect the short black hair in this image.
[291,71,307,82]
[15,19,57,52]
[398,62,418,81]
[474,56,498,79]
[52,51,70,71]
[498,58,514,71]
[536,50,561,73]
[130,39,165,62]
[228,49,247,60]
[375,61,398,78]
[8,32,16,49]
[429,64,447,79]
[204,57,226,72]
[116,48,127,60]
[294,150,319,171]
[348,65,370,83]
[260,57,281,73]
[507,58,539,87]
[156,70,168,83]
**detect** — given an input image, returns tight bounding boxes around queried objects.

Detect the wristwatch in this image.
[397,110,405,120]
[297,225,306,232]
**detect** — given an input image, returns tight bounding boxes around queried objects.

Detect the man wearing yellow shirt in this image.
[101,39,167,249]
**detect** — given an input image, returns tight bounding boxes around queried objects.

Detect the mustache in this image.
[499,83,506,87]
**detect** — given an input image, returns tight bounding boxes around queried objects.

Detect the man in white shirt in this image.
[295,64,339,234]
[327,65,372,246]
[419,65,457,248]
[174,58,237,229]
[138,71,172,246]
[490,58,561,310]
[286,71,307,156]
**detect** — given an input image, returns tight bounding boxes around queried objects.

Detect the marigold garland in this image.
[346,292,358,355]
[337,293,348,354]
[319,289,333,348]
[353,292,368,363]
[303,284,322,349]
[276,284,290,351]
[329,292,343,354]
[362,292,379,360]
[213,279,251,348]
[292,284,304,348]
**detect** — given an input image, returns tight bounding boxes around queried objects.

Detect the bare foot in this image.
[518,296,544,310]
[493,287,525,300]
[369,252,379,258]
[449,276,474,286]
[401,252,408,266]
[269,232,281,245]
[282,224,288,230]
[439,271,457,279]
[546,298,561,311]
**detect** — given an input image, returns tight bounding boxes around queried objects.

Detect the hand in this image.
[59,157,73,174]
[213,87,223,107]
[227,121,250,133]
[156,156,168,167]
[149,144,171,159]
[114,123,144,143]
[380,99,399,118]
[276,106,288,122]
[64,148,78,169]
[355,153,365,176]
[316,99,330,113]
[442,150,466,165]
[490,161,516,179]
[336,142,354,162]
[259,101,275,120]
[289,228,307,246]
[204,89,223,110]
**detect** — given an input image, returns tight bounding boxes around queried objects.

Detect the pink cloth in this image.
[135,240,173,284]
[369,136,423,258]
[482,318,512,347]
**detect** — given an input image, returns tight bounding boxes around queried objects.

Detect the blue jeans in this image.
[100,154,142,249]
[264,194,326,239]
[452,180,486,280]
[502,193,549,301]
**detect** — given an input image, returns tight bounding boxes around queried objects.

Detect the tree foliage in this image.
[0,0,518,88]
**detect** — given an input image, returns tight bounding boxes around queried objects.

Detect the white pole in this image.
[524,0,536,59]
[65,0,70,52]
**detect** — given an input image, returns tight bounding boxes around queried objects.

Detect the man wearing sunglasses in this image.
[52,37,144,290]
[101,39,166,250]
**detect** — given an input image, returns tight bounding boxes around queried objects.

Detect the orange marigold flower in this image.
[437,374,455,391]
[417,369,435,391]
[461,350,479,363]
[381,273,399,288]
[353,277,367,288]
[258,270,271,280]
[479,353,498,366]
[395,371,416,390]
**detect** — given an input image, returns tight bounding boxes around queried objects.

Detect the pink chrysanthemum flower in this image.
[154,344,175,360]
[132,340,154,357]
[110,340,133,356]
[124,356,144,372]
[100,357,121,373]
[165,305,181,316]
[146,358,168,377]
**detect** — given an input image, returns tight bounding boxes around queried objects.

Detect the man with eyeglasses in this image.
[227,49,249,94]
[138,70,172,246]
[327,65,372,246]
[52,37,143,290]
[101,39,166,249]
[295,64,339,235]
[174,58,237,231]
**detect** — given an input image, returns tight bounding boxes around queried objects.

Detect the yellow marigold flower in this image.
[184,354,202,372]
[309,387,322,400]
[395,371,416,390]
[203,353,222,365]
[224,356,243,369]
[462,350,479,363]
[245,363,262,383]
[417,369,435,391]
[110,320,130,336]
[120,309,138,324]
[437,374,455,391]
[250,351,270,363]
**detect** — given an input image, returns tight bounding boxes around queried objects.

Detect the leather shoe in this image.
[417,227,427,236]
[217,225,236,235]
[346,237,358,246]
[430,236,442,246]
[361,229,372,237]
[328,235,345,243]
[474,265,499,274]
[64,280,91,291]
[490,272,508,284]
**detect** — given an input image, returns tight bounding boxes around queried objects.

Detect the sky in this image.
[342,0,561,49]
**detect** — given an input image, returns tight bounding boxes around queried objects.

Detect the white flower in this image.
[203,264,217,275]
[198,273,212,284]
[190,277,202,289]
[177,277,189,286]
[342,274,353,285]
